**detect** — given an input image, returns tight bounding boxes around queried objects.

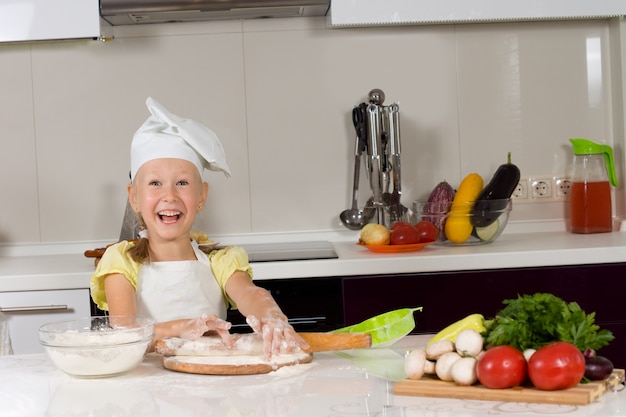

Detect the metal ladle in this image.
[340,195,374,230]
[340,106,375,230]
[340,148,373,230]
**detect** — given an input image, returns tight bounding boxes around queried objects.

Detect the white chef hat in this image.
[130,97,231,181]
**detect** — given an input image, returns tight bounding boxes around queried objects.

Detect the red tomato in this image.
[390,222,411,231]
[528,342,585,390]
[414,221,438,243]
[476,345,527,389]
[390,222,420,245]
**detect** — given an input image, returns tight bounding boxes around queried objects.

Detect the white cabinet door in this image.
[0,0,101,43]
[0,289,91,354]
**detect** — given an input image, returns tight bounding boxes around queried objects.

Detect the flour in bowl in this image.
[43,330,151,378]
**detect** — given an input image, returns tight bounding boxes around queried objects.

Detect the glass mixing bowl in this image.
[412,198,512,245]
[39,316,154,378]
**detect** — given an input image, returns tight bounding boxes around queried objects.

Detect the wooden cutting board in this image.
[157,332,371,376]
[394,369,624,405]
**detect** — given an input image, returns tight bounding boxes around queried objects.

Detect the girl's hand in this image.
[246,315,310,358]
[180,314,234,347]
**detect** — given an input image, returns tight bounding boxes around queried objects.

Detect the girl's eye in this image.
[149,180,161,186]
[177,180,189,186]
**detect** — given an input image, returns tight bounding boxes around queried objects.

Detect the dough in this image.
[156,334,313,375]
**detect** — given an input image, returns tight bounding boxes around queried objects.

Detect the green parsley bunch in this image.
[483,293,614,352]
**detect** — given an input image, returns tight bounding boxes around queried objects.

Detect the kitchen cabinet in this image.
[342,263,626,368]
[0,0,101,43]
[330,0,626,27]
[0,289,91,354]
[226,277,344,332]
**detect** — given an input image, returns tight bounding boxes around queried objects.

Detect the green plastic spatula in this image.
[332,307,422,347]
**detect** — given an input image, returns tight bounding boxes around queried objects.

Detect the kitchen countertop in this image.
[1,334,624,417]
[2,229,626,292]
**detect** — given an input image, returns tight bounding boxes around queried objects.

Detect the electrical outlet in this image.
[530,178,552,199]
[512,179,528,199]
[512,175,570,203]
[555,177,572,198]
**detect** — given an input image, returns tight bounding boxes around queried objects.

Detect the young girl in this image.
[90,97,308,358]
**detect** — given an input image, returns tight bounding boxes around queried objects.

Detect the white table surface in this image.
[1,335,625,417]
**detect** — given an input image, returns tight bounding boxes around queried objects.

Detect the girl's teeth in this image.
[158,210,181,223]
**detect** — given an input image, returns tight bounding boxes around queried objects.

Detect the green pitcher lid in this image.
[570,138,618,187]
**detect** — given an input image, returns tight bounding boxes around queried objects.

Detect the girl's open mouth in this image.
[158,210,181,223]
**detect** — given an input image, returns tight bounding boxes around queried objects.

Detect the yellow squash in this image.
[426,313,486,346]
[445,173,483,243]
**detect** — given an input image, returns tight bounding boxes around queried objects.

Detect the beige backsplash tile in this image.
[0,46,40,243]
[0,18,621,245]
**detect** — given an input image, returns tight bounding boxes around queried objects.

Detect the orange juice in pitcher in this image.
[569,138,618,234]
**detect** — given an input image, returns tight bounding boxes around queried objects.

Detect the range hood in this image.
[100,0,330,26]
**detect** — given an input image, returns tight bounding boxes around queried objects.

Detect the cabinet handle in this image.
[288,316,326,325]
[0,304,70,313]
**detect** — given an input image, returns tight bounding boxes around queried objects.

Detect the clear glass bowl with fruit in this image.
[412,198,512,245]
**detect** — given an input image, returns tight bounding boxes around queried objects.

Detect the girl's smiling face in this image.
[129,158,208,243]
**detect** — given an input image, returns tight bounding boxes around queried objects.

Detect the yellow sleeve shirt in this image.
[90,241,253,312]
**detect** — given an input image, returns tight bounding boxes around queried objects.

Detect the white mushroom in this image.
[424,358,436,374]
[523,348,536,362]
[454,329,484,357]
[435,351,462,381]
[426,340,455,360]
[451,356,478,385]
[404,349,427,380]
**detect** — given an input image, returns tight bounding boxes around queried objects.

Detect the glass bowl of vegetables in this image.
[412,198,512,245]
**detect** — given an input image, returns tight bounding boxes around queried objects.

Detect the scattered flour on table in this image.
[269,361,318,377]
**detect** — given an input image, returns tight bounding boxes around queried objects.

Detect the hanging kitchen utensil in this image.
[355,102,376,221]
[386,103,408,223]
[340,105,375,230]
[367,103,385,224]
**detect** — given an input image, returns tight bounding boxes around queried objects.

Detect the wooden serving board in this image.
[394,369,624,406]
[157,332,370,376]
[162,352,313,375]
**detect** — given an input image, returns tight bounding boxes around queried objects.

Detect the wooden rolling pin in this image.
[155,332,372,357]
[300,332,372,352]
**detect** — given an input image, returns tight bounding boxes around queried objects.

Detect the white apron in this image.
[135,242,226,322]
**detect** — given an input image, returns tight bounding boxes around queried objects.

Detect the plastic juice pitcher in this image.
[569,138,618,234]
